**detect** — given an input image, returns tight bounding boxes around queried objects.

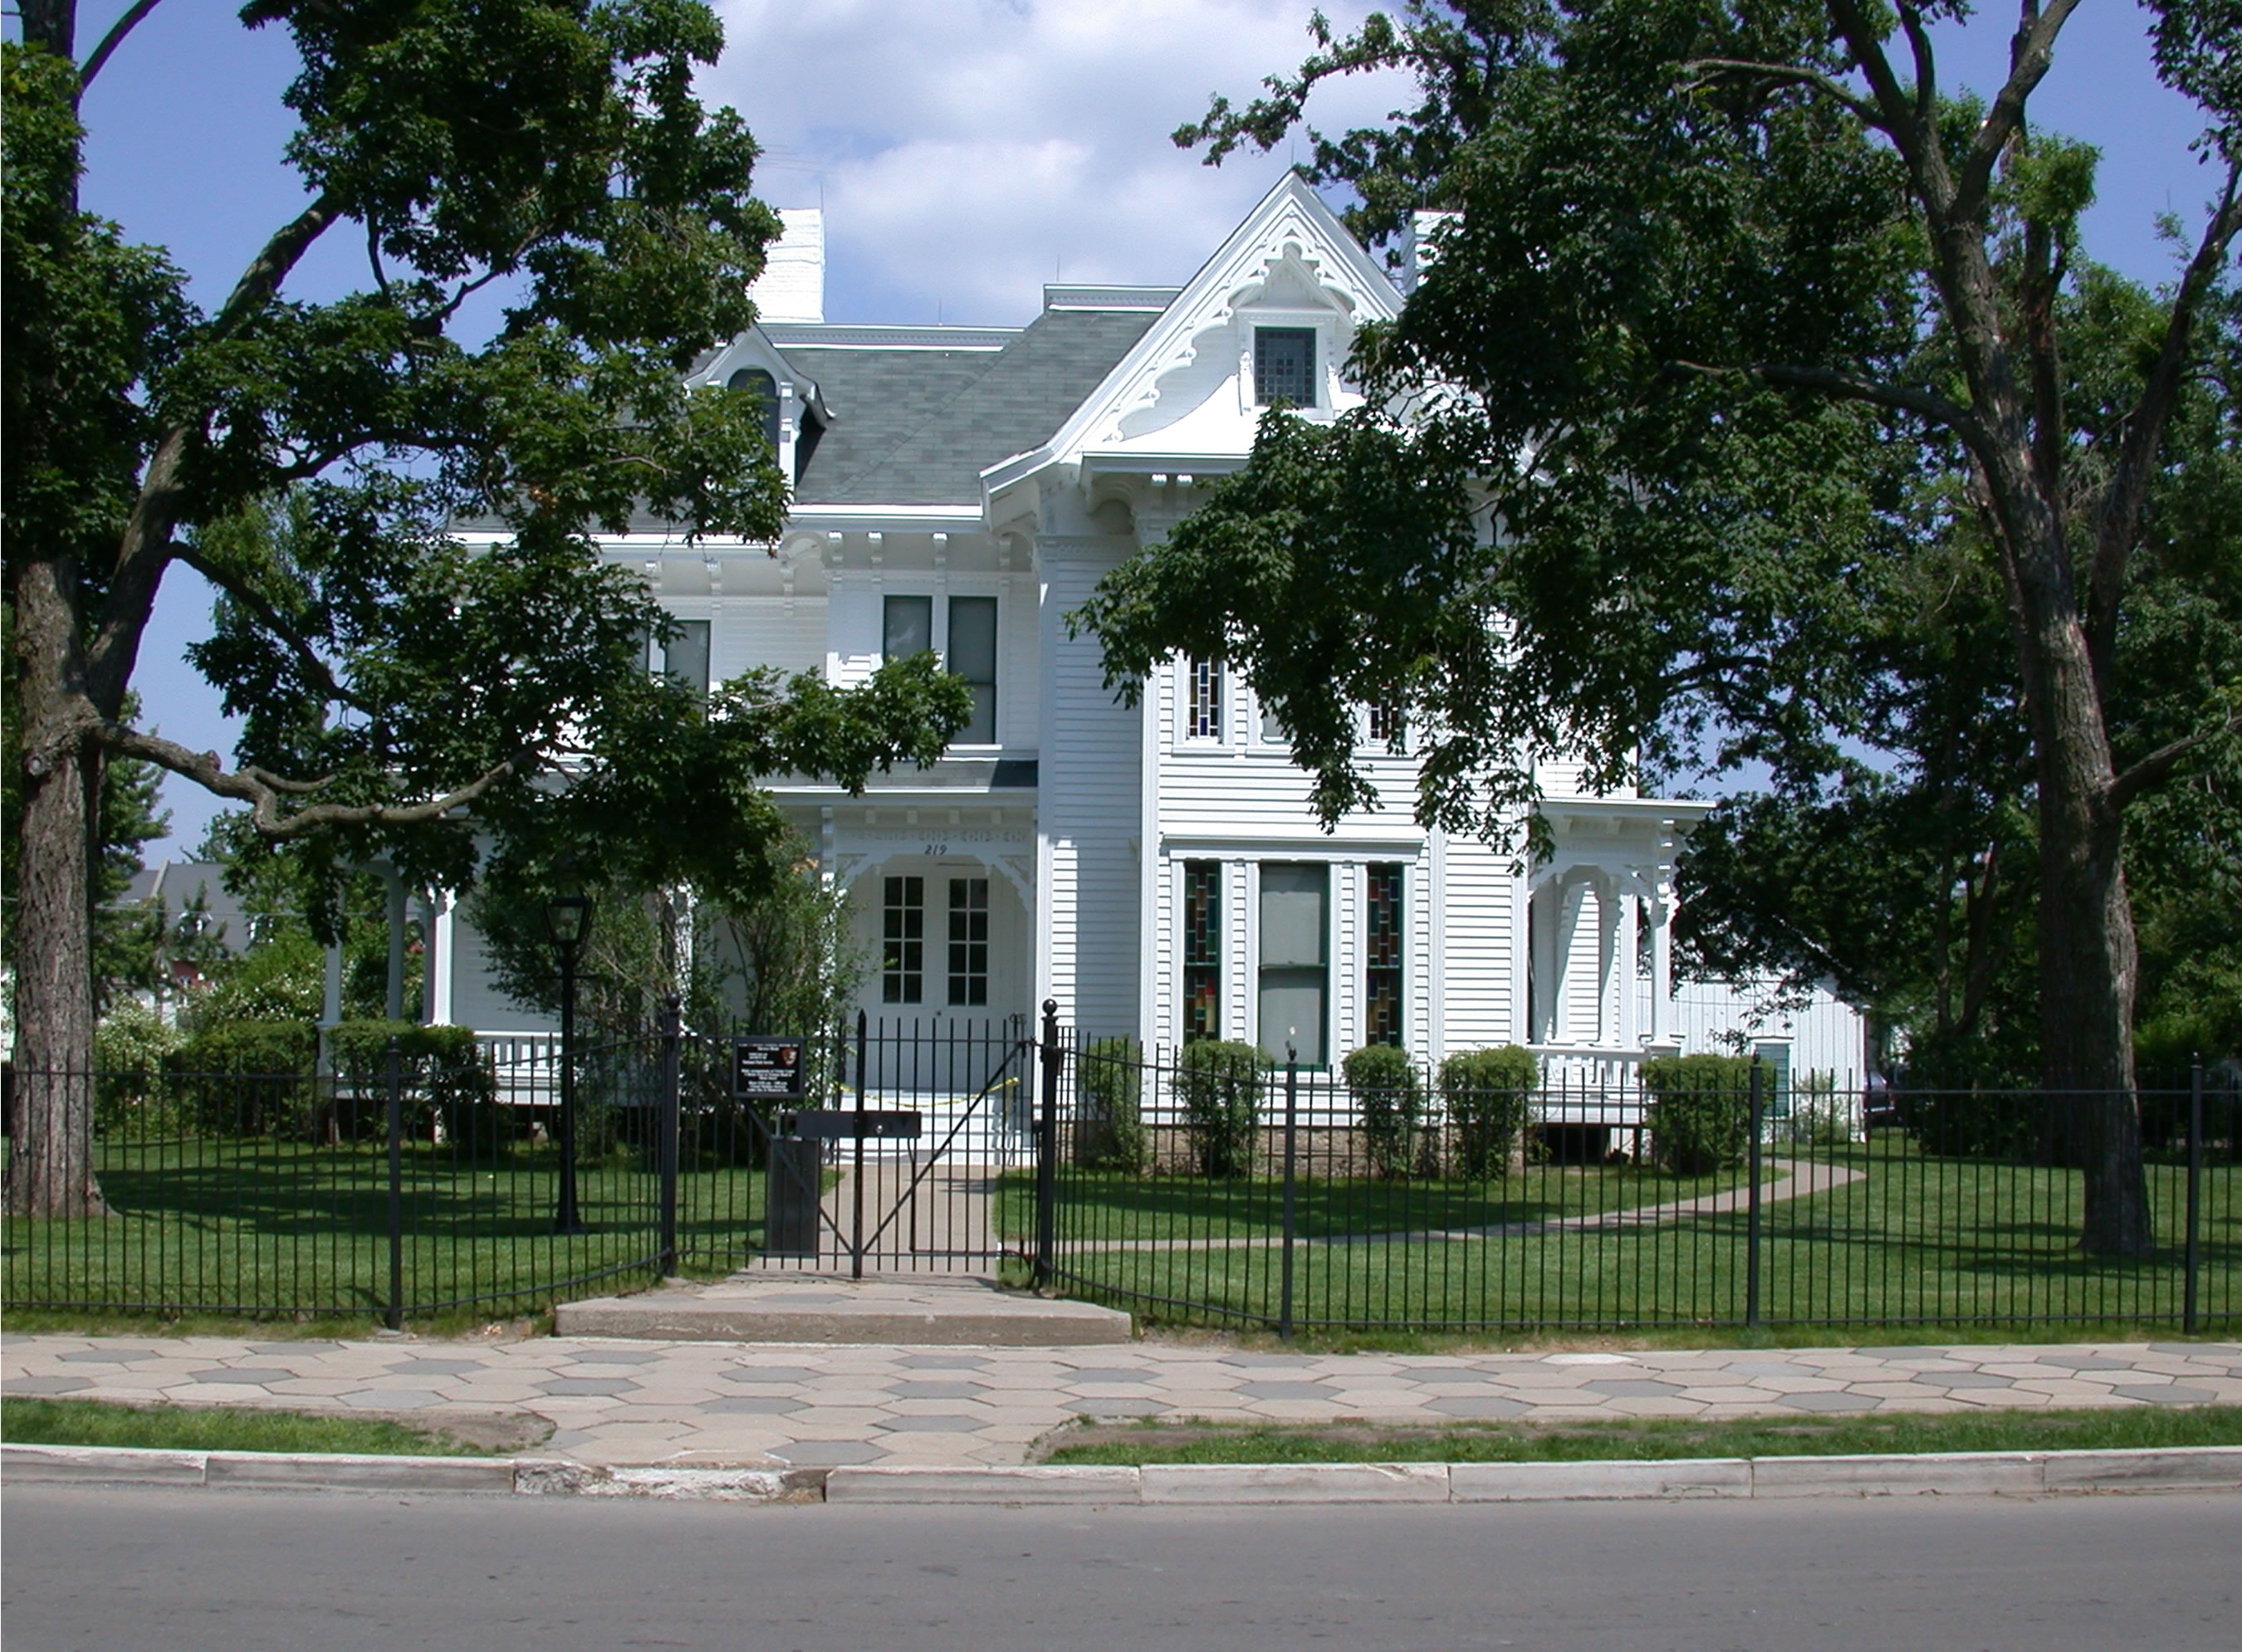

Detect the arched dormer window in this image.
[727,367,781,452]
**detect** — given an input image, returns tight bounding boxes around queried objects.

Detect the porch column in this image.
[1645,890,1675,1048]
[427,892,453,1026]
[1616,888,1640,1048]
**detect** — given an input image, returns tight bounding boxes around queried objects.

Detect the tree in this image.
[1079,1,2242,1254]
[2,4,968,1217]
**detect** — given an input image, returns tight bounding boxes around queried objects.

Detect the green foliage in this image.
[173,1020,319,1078]
[328,1019,507,1154]
[1641,1053,1754,1175]
[91,1002,186,1135]
[1344,1043,1425,1178]
[1076,1036,1148,1173]
[1440,1046,1537,1180]
[1177,1039,1264,1178]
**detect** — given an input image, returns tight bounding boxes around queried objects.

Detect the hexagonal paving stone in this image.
[1235,1381,1342,1400]
[1425,1395,1531,1419]
[534,1377,642,1396]
[1779,1391,1883,1413]
[5,1376,95,1395]
[249,1342,345,1355]
[896,1355,992,1370]
[1065,1398,1172,1418]
[2112,1384,2220,1404]
[186,1368,301,1386]
[340,1389,446,1409]
[772,1440,889,1466]
[56,1350,164,1364]
[558,1349,663,1366]
[698,1395,806,1415]
[1062,1369,1158,1386]
[1937,1372,2021,1389]
[721,1366,828,1385]
[384,1359,489,1376]
[1221,1356,1316,1370]
[1584,1379,1688,1396]
[2037,1354,2137,1371]
[889,1381,987,1399]
[873,1415,990,1434]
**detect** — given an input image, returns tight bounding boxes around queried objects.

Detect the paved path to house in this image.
[7,1330,2237,1471]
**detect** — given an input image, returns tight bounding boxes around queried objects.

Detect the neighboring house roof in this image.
[116,862,256,956]
[774,306,1163,506]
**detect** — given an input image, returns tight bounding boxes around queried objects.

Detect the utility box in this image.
[765,1136,823,1257]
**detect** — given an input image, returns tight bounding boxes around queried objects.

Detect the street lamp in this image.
[543,884,595,1235]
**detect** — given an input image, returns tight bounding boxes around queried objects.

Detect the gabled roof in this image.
[775,307,1161,506]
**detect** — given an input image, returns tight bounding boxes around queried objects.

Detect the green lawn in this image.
[2,1134,771,1320]
[1030,1141,2242,1333]
[0,1395,521,1456]
[1040,1404,2242,1466]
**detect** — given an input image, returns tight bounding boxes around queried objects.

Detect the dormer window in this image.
[1253,327,1317,408]
[727,367,781,452]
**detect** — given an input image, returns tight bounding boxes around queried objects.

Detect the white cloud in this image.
[707,1,1410,323]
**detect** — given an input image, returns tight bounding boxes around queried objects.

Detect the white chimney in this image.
[749,208,825,324]
[1400,209,1457,297]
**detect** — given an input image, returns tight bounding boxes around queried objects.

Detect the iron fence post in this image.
[384,1038,404,1332]
[658,994,682,1279]
[1745,1056,1765,1330]
[1280,1048,1298,1340]
[1035,999,1060,1289]
[2186,1055,2204,1335]
[853,1010,869,1280]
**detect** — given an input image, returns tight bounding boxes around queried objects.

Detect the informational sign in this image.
[785,1109,923,1141]
[731,1038,806,1101]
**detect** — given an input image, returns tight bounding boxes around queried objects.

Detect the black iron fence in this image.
[1029,1019,2241,1337]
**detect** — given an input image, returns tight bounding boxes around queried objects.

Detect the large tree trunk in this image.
[2014,555,2152,1258]
[7,558,108,1219]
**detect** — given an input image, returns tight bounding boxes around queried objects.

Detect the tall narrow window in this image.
[947,877,989,1006]
[727,367,781,453]
[1367,701,1403,745]
[1182,862,1221,1043]
[1365,864,1404,1047]
[1258,863,1328,1065]
[1253,326,1317,408]
[882,876,924,1004]
[1187,659,1222,739]
[660,619,711,695]
[947,596,998,744]
[883,594,933,661]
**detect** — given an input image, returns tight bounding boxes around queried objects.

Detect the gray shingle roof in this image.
[783,308,1159,506]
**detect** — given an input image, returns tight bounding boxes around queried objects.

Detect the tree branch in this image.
[2109,706,2242,814]
[1896,2,1937,129]
[1668,358,1992,457]
[169,543,372,716]
[1956,0,2084,221]
[103,724,521,840]
[2089,159,2242,683]
[77,0,165,95]
[1677,58,1887,131]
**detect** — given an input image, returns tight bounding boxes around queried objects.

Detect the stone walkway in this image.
[7,1330,2237,1472]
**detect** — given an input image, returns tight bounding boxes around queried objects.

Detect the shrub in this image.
[1177,1039,1263,1178]
[1076,1036,1148,1173]
[1441,1046,1537,1179]
[1344,1043,1424,1178]
[167,1019,319,1136]
[93,1003,184,1134]
[1641,1053,1754,1175]
[1902,1090,2041,1161]
[327,1022,505,1152]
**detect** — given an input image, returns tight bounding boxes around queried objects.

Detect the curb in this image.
[7,1442,2239,1504]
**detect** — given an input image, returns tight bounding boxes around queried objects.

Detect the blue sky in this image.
[24,1,2230,854]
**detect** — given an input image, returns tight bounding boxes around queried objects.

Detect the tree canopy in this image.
[3,2,967,1217]
[1079,0,2242,1254]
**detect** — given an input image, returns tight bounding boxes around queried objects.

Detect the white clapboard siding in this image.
[444,912,550,1034]
[713,597,827,681]
[1666,978,1868,1078]
[1437,835,1518,1052]
[1039,542,1143,1037]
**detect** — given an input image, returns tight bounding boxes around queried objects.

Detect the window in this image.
[727,367,781,452]
[660,619,710,695]
[947,596,998,744]
[1187,659,1223,740]
[1367,701,1403,746]
[1254,327,1317,408]
[1182,862,1221,1043]
[1365,864,1404,1047]
[947,877,989,1006]
[883,594,933,661]
[882,876,924,1003]
[1258,863,1328,1064]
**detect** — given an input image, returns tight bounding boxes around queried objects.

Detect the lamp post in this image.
[544,886,595,1235]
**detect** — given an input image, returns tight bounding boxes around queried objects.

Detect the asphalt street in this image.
[5,1486,2237,1651]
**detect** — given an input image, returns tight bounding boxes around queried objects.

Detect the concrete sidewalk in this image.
[7,1319,2239,1472]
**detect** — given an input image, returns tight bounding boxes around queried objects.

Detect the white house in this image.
[436,178,1863,1085]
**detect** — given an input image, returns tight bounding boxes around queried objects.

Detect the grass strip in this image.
[0,1396,511,1457]
[1040,1403,2242,1467]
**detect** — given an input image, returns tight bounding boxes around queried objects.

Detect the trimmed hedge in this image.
[173,1019,319,1078]
[1076,1036,1148,1173]
[1641,1053,1754,1175]
[327,1021,507,1153]
[1344,1043,1425,1178]
[1177,1039,1264,1178]
[1440,1046,1537,1180]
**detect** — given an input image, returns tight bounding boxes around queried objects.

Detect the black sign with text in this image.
[730,1038,806,1100]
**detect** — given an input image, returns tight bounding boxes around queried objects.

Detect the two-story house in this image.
[432,175,1863,1087]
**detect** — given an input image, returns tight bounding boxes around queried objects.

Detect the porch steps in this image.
[554,1273,1133,1347]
